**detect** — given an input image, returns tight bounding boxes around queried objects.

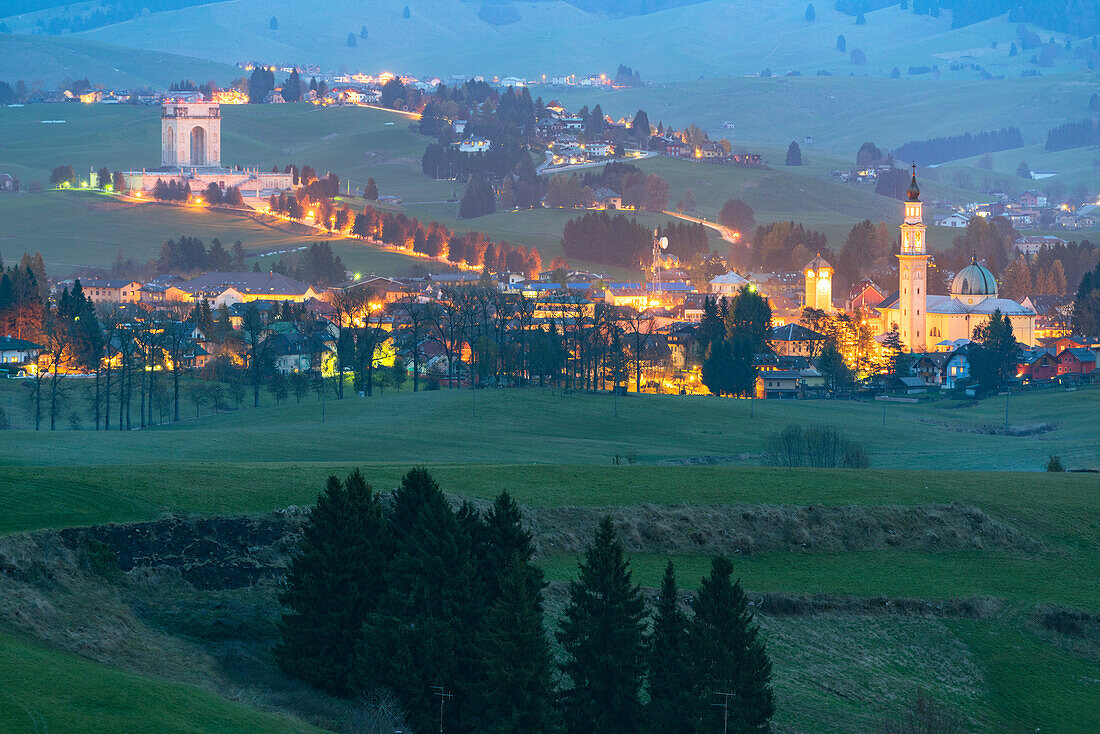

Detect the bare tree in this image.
[329,287,368,398]
[40,302,75,430]
[621,308,657,393]
[159,300,195,421]
[393,296,434,392]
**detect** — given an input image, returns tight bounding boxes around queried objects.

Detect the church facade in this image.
[878,169,1035,351]
[121,101,294,200]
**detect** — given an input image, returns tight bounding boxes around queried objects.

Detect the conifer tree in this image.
[558,516,647,734]
[483,554,555,733]
[276,470,386,696]
[646,562,695,734]
[362,467,484,733]
[688,557,774,733]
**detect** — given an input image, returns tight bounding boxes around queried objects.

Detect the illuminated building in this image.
[802,254,833,311]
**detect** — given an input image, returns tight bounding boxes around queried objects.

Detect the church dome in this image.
[951,257,997,297]
[906,166,920,201]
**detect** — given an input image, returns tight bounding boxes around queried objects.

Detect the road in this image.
[663,210,742,246]
[537,150,658,175]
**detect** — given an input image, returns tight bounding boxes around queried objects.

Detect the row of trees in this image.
[277,468,774,733]
[1045,118,1100,151]
[560,211,710,269]
[350,205,543,276]
[892,127,1024,166]
[1000,255,1068,299]
[156,234,247,274]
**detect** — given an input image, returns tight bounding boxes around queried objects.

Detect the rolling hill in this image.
[1,0,1091,84]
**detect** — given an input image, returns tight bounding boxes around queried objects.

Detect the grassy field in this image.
[0,630,318,733]
[0,384,1096,470]
[0,190,427,277]
[1,385,1098,732]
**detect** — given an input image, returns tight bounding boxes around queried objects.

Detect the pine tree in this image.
[364,177,378,200]
[276,470,386,696]
[785,141,802,166]
[805,3,815,21]
[558,516,647,734]
[646,562,695,734]
[688,557,774,733]
[837,34,846,52]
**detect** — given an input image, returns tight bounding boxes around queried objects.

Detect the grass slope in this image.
[0,190,425,277]
[0,630,318,734]
[0,33,239,89]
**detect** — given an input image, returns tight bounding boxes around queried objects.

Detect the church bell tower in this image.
[897,164,928,352]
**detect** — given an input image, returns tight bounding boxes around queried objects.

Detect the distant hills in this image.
[0,0,1094,84]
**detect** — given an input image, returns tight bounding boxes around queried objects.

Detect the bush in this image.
[763,423,870,468]
[1045,455,1065,472]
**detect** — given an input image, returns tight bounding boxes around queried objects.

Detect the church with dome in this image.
[877,168,1036,352]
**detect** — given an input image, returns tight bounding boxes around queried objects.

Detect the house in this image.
[455,138,491,153]
[755,366,823,398]
[941,346,972,390]
[707,271,749,296]
[1016,348,1058,382]
[1018,190,1048,207]
[264,331,332,374]
[585,143,614,158]
[79,278,143,304]
[1057,347,1097,377]
[1014,235,1067,256]
[770,323,827,357]
[167,272,321,306]
[937,212,970,228]
[846,279,886,310]
[590,187,622,210]
[0,336,41,369]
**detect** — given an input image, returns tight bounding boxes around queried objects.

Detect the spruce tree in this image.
[558,516,647,734]
[276,470,386,696]
[483,555,555,733]
[646,562,695,734]
[363,467,484,733]
[688,557,774,733]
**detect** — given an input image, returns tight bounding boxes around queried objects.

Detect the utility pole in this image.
[1004,387,1010,429]
[712,690,735,734]
[431,685,452,734]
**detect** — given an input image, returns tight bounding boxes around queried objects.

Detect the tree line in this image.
[560,212,708,268]
[892,127,1023,166]
[1044,118,1100,151]
[277,467,774,733]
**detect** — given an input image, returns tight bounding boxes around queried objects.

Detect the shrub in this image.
[1046,455,1065,472]
[763,423,870,468]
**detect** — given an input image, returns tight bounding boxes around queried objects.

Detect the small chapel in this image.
[877,167,1036,351]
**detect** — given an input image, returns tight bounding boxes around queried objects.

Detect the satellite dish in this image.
[659,237,668,249]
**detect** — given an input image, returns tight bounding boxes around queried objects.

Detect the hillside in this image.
[1,0,1090,83]
[0,33,238,89]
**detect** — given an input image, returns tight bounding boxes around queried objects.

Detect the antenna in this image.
[651,230,668,301]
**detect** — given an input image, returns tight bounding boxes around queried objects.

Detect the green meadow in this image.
[0,386,1098,732]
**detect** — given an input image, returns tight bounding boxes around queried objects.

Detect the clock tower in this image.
[897,165,928,352]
